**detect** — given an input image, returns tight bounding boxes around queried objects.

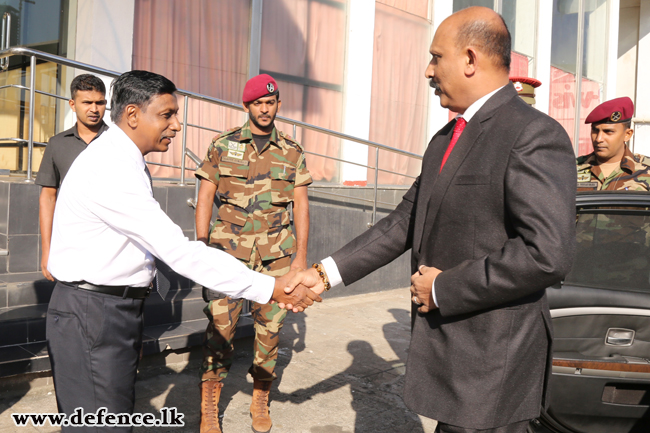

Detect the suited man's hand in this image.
[273,270,322,312]
[410,265,441,313]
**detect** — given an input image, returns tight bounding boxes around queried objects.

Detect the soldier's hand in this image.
[273,270,322,312]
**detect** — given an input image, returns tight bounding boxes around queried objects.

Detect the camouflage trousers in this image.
[200,244,290,383]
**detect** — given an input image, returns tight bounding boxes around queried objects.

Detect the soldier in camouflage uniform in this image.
[577,97,650,191]
[194,74,312,433]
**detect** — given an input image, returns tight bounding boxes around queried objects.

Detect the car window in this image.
[565,207,650,293]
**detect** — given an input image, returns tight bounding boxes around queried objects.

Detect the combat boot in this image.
[200,380,223,433]
[250,379,273,433]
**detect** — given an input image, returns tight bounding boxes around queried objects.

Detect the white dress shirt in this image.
[48,126,274,304]
[322,85,505,305]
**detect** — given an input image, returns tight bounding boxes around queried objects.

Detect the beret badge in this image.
[267,82,275,93]
[610,111,622,122]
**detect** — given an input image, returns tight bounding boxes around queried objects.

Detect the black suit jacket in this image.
[331,84,576,429]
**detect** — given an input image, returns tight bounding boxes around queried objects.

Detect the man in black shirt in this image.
[36,74,108,280]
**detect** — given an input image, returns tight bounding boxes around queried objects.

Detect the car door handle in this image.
[606,328,635,346]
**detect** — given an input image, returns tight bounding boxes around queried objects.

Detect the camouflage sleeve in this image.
[294,152,312,187]
[194,140,220,184]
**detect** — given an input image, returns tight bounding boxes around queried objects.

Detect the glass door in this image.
[1,0,64,53]
[0,0,69,172]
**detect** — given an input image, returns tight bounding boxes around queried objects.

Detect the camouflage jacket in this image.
[195,121,312,261]
[576,148,650,191]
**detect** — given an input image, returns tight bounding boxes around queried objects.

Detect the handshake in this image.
[270,267,326,312]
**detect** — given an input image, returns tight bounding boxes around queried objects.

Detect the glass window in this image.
[132,0,253,178]
[377,0,428,18]
[582,0,607,83]
[0,0,62,53]
[551,0,579,74]
[550,0,579,151]
[565,208,650,293]
[549,0,610,156]
[260,0,347,183]
[453,0,492,12]
[578,0,607,155]
[502,0,536,58]
[0,0,68,173]
[450,1,538,85]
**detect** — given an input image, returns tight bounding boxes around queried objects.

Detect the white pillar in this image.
[616,1,639,101]
[61,0,78,131]
[633,0,650,156]
[249,0,263,79]
[426,1,454,139]
[604,0,619,101]
[75,0,135,125]
[75,0,135,72]
[340,0,375,185]
[533,0,553,115]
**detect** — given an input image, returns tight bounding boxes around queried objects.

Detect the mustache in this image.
[429,79,440,92]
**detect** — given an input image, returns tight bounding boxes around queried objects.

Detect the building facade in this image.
[1,0,648,184]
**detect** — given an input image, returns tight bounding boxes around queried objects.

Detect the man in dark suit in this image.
[288,6,576,433]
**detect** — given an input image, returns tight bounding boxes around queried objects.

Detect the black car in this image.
[531,191,650,433]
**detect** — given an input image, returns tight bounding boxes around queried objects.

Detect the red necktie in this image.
[440,117,467,172]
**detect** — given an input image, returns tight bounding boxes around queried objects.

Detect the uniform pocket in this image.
[220,163,249,178]
[266,209,291,235]
[218,163,249,207]
[217,204,248,227]
[270,165,296,205]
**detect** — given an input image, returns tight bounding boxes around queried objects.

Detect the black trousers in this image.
[435,419,531,433]
[46,282,144,432]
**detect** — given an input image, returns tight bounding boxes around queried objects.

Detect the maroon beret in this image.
[242,74,278,103]
[585,97,634,124]
[509,76,542,88]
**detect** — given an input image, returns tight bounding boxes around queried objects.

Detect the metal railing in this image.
[0,47,423,225]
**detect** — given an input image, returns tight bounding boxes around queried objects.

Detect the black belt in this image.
[63,281,152,299]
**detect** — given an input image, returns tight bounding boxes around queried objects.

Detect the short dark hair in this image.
[110,70,177,123]
[623,121,632,130]
[70,74,106,99]
[456,14,511,71]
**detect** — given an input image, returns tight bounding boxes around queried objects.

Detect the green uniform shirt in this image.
[195,121,312,261]
[576,147,650,191]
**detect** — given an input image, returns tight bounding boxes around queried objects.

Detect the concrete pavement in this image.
[0,288,437,433]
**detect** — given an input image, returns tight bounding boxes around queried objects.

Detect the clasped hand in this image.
[272,268,325,312]
[275,265,441,314]
[273,267,327,312]
[410,265,441,313]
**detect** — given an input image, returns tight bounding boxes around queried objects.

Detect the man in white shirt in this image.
[46,70,320,432]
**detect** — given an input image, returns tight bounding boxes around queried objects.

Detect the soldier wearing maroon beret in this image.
[194,74,312,433]
[577,97,650,191]
[510,76,541,106]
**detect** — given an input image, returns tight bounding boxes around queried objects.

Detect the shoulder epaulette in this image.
[212,126,241,142]
[634,153,650,167]
[278,130,304,151]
